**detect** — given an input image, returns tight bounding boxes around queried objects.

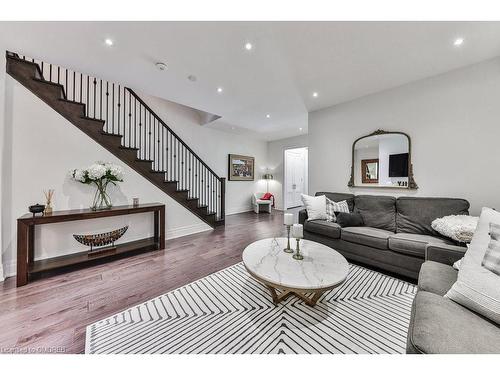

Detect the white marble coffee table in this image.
[242,238,349,306]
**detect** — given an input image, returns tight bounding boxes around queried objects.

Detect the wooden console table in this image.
[17,203,165,287]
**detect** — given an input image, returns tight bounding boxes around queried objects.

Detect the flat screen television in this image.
[389,153,409,177]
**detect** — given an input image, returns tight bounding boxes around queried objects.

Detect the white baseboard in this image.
[166,222,212,240]
[3,260,16,278]
[226,205,253,216]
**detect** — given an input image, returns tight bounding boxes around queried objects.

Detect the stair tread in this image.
[186,197,198,201]
[176,189,189,193]
[58,98,84,105]
[100,131,122,138]
[82,116,105,123]
[32,77,64,89]
[119,146,140,151]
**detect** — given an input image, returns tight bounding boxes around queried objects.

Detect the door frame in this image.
[283,146,309,210]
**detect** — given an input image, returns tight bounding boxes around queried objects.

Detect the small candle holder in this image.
[293,238,304,260]
[283,224,293,253]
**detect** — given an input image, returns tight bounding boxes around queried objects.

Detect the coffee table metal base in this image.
[266,285,324,307]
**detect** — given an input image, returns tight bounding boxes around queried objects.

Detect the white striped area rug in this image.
[85,262,416,354]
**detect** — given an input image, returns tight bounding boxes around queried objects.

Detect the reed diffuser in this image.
[43,189,54,215]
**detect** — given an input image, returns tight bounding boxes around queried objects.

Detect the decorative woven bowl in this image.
[73,226,128,250]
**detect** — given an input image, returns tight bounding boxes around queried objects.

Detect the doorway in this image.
[284,147,308,209]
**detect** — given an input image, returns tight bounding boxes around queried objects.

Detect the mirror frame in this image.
[347,129,418,189]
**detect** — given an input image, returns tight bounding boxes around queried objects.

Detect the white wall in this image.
[309,57,500,216]
[1,76,267,277]
[267,134,308,210]
[0,52,6,280]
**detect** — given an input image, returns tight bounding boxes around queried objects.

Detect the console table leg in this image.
[16,221,30,287]
[159,206,165,250]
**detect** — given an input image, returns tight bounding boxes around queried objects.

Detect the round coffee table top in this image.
[242,238,349,291]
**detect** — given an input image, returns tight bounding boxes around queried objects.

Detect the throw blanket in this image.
[431,215,479,243]
[261,192,275,207]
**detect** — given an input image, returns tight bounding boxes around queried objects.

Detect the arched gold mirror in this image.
[348,130,418,189]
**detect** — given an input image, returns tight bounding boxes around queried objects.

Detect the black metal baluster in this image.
[93,78,97,119]
[128,92,132,148]
[57,66,60,84]
[117,85,121,137]
[49,64,52,81]
[148,113,151,162]
[80,74,83,104]
[112,84,115,134]
[139,105,142,159]
[86,76,89,116]
[41,61,44,77]
[106,82,109,132]
[153,117,157,171]
[134,97,137,149]
[100,80,103,120]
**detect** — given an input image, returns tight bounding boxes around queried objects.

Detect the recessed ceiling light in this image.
[454,38,464,46]
[217,87,223,93]
[231,126,235,130]
[244,42,253,51]
[266,114,271,118]
[299,127,303,131]
[155,62,167,71]
[104,38,114,46]
[312,92,318,98]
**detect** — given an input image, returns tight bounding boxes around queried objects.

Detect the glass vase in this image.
[91,181,112,210]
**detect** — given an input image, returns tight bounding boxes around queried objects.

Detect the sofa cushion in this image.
[418,261,458,296]
[388,233,455,258]
[316,192,355,212]
[354,195,396,232]
[341,226,392,250]
[396,197,470,236]
[407,291,500,354]
[304,220,341,239]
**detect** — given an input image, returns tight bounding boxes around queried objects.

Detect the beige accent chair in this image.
[252,192,272,213]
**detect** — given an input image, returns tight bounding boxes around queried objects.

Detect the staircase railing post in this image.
[220,177,226,221]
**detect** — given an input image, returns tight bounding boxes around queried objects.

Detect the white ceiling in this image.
[1,21,500,141]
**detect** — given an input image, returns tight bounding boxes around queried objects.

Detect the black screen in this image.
[389,153,409,177]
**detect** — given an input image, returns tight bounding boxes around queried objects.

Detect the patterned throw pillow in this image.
[482,223,500,276]
[325,198,350,222]
[325,198,336,222]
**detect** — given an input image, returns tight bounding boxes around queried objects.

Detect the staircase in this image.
[6,51,225,228]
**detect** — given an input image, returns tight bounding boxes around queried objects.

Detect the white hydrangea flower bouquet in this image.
[69,162,124,210]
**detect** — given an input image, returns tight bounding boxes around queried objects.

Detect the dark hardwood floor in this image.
[0,210,291,354]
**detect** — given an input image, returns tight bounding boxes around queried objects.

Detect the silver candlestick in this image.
[293,238,304,260]
[284,225,293,253]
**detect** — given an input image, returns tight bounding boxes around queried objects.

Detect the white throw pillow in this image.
[445,207,500,324]
[301,194,327,221]
[431,215,478,243]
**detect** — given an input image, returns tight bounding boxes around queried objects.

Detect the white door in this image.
[285,148,308,209]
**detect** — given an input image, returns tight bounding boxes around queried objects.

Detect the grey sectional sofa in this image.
[299,192,470,279]
[407,246,500,353]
